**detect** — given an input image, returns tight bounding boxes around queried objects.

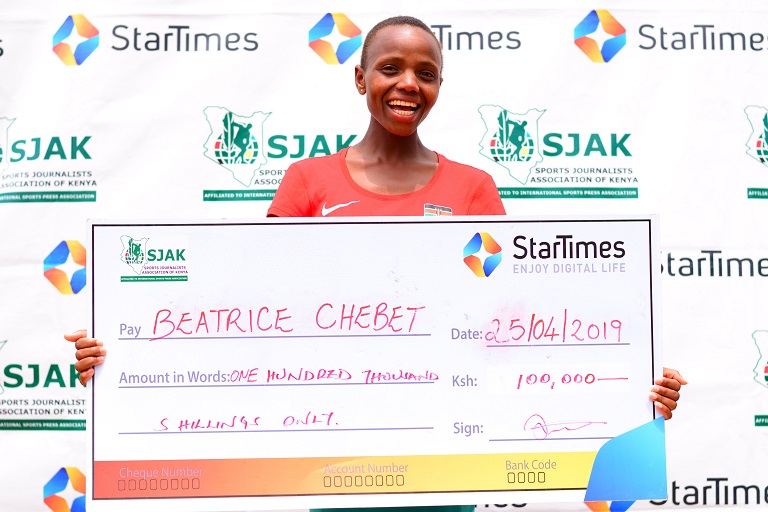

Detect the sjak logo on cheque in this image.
[478,105,632,185]
[120,236,186,275]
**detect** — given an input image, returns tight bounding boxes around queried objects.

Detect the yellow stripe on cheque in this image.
[304,452,598,494]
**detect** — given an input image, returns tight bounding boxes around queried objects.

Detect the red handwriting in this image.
[518,372,592,390]
[315,303,425,332]
[283,411,336,428]
[523,414,606,440]
[515,372,628,390]
[156,415,261,432]
[151,307,293,340]
[486,309,623,344]
[153,412,337,432]
[230,368,259,383]
[362,369,438,384]
[267,368,352,382]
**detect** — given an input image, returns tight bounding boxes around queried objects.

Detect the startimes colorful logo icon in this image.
[44,467,85,512]
[574,10,626,63]
[463,232,502,277]
[44,240,86,294]
[52,14,99,66]
[308,13,362,64]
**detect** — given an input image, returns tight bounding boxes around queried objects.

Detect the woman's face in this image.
[355,25,443,137]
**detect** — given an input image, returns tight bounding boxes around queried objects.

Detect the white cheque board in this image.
[87,217,666,512]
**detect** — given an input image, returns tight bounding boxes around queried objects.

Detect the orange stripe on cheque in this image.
[94,452,596,498]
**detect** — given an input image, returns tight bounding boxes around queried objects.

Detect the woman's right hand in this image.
[64,329,106,386]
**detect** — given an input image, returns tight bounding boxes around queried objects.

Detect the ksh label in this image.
[202,106,357,201]
[120,236,188,282]
[477,105,636,199]
[0,117,97,204]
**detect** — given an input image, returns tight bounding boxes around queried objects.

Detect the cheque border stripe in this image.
[646,219,657,421]
[90,218,654,501]
[92,452,596,499]
[90,222,98,501]
[95,219,652,228]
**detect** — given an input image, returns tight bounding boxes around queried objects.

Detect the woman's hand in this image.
[649,367,687,420]
[64,329,106,386]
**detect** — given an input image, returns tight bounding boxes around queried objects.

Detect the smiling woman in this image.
[266,15,506,217]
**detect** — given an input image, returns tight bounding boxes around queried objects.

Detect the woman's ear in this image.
[354,64,366,94]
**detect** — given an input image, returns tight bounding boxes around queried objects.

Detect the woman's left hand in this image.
[649,367,688,420]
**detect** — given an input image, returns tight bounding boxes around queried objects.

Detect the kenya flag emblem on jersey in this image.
[424,203,452,216]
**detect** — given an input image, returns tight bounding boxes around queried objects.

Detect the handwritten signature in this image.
[524,414,606,440]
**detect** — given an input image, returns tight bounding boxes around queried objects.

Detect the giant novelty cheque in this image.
[86,217,665,512]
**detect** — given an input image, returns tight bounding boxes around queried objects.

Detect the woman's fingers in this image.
[649,368,687,420]
[64,330,106,385]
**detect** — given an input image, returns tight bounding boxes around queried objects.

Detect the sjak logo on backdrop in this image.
[0,118,92,169]
[478,106,544,184]
[744,106,768,168]
[0,340,80,391]
[0,338,83,395]
[120,235,188,282]
[0,117,96,203]
[53,14,99,66]
[0,340,86,432]
[309,13,362,64]
[752,330,768,428]
[477,105,634,191]
[574,10,627,63]
[202,106,357,189]
[44,467,85,512]
[44,241,86,295]
[203,108,270,186]
[753,331,768,388]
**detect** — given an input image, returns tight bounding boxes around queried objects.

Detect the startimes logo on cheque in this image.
[506,233,628,276]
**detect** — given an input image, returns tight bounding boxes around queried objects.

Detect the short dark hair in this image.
[360,15,443,70]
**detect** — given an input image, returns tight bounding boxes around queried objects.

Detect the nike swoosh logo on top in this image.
[321,200,360,216]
